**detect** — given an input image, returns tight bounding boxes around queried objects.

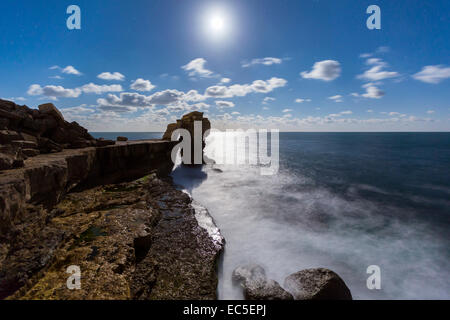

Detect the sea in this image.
[92,132,450,300]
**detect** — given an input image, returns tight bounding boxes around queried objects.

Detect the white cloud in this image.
[359,53,372,58]
[367,109,374,113]
[361,83,385,99]
[413,65,450,84]
[205,77,287,98]
[328,95,343,102]
[27,84,82,98]
[130,78,155,91]
[183,90,206,102]
[182,58,214,78]
[352,83,385,99]
[27,84,43,95]
[49,65,82,76]
[295,98,311,103]
[97,72,125,81]
[220,78,231,83]
[301,60,341,81]
[80,83,123,94]
[263,97,276,104]
[328,110,352,117]
[61,65,82,75]
[242,57,283,68]
[97,89,204,109]
[98,92,155,108]
[215,100,235,109]
[98,105,138,113]
[61,105,95,116]
[282,109,293,113]
[357,58,399,81]
[427,110,435,114]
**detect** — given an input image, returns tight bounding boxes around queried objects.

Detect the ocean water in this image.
[93,132,450,299]
[91,132,163,141]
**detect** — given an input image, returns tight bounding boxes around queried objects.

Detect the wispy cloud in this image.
[328,95,343,102]
[357,58,399,81]
[50,65,82,76]
[413,65,450,84]
[295,98,311,103]
[242,57,284,68]
[182,58,214,78]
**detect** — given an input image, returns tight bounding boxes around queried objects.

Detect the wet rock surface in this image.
[0,139,176,241]
[232,265,293,300]
[1,175,223,299]
[284,268,352,300]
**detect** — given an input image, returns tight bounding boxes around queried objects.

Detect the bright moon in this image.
[204,9,231,40]
[210,15,225,32]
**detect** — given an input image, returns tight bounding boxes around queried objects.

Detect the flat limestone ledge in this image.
[0,139,177,237]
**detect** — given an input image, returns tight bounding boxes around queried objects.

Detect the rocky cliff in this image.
[0,99,115,171]
[0,101,224,299]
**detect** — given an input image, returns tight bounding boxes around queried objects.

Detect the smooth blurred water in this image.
[95,132,450,299]
[173,132,450,300]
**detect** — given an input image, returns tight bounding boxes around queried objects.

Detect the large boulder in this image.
[232,265,293,300]
[0,144,25,170]
[0,153,14,170]
[284,268,352,300]
[38,103,65,123]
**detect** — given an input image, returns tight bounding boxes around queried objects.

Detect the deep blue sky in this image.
[1,0,449,131]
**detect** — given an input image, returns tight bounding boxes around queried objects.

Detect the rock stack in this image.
[162,111,211,165]
[0,99,114,170]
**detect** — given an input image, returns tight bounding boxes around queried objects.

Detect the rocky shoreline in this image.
[0,99,224,299]
[4,174,223,299]
[0,99,352,300]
